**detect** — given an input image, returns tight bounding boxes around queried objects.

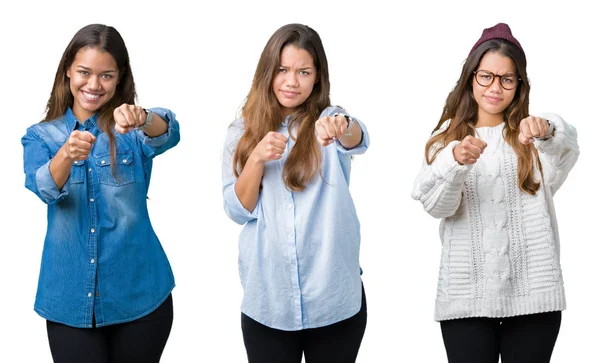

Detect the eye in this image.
[502,76,516,84]
[479,73,492,80]
[101,74,113,79]
[78,70,89,76]
[278,68,286,73]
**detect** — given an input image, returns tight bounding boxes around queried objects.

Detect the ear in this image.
[66,68,71,79]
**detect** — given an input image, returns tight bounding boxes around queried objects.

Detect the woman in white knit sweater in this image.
[412,23,579,363]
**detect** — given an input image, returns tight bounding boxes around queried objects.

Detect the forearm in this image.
[140,112,168,137]
[337,121,363,149]
[234,155,265,212]
[49,145,74,190]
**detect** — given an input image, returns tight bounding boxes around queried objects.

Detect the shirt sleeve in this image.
[533,113,579,196]
[221,119,259,225]
[21,127,70,204]
[411,136,472,219]
[321,106,370,155]
[138,107,181,158]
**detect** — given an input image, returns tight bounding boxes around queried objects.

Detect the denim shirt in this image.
[22,107,180,328]
[222,106,369,331]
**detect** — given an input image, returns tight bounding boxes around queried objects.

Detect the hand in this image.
[518,116,550,144]
[64,130,96,161]
[453,135,487,165]
[251,131,288,162]
[114,104,147,134]
[315,114,348,146]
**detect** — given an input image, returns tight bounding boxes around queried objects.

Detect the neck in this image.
[475,111,504,128]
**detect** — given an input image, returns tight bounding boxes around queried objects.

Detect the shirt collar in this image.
[65,107,99,131]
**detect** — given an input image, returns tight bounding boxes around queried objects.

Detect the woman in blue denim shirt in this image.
[21,24,179,363]
[222,24,369,363]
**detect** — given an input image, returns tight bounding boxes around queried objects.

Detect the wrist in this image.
[136,108,154,131]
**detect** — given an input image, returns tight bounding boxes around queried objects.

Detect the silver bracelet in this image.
[333,112,355,136]
[136,108,154,131]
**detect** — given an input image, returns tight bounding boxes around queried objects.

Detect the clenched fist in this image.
[251,131,288,162]
[518,116,551,144]
[453,135,487,165]
[65,130,96,161]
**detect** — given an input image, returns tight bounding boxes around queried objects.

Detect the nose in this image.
[285,72,299,88]
[87,75,101,91]
[489,75,503,92]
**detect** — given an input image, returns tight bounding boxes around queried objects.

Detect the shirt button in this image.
[87,293,92,297]
[122,159,127,163]
[73,161,78,165]
[101,160,106,165]
[90,228,95,233]
[90,198,94,202]
[91,259,95,264]
[88,168,92,172]
[287,204,293,210]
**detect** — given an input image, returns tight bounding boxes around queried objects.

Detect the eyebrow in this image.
[76,65,117,73]
[280,65,315,71]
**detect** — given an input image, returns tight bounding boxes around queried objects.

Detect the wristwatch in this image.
[333,112,355,136]
[536,119,554,140]
[136,108,154,131]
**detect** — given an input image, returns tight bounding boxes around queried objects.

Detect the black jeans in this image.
[441,311,561,363]
[47,294,173,363]
[242,285,367,363]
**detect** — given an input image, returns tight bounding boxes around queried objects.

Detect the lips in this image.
[280,90,299,98]
[484,95,503,103]
[82,91,103,102]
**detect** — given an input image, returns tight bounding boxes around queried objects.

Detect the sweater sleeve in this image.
[533,113,579,196]
[411,140,473,219]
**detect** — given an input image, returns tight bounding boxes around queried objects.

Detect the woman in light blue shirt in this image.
[21,24,179,363]
[222,23,369,363]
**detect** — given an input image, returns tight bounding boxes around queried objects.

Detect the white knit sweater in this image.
[412,114,579,321]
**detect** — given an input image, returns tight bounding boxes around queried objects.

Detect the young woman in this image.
[412,23,579,363]
[222,23,369,363]
[21,24,179,363]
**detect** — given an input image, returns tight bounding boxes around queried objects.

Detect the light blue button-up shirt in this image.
[22,107,179,328]
[222,106,369,331]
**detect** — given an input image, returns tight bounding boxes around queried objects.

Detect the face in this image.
[66,47,119,121]
[472,51,518,119]
[272,45,317,116]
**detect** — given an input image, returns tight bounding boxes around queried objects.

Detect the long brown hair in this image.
[233,23,330,191]
[425,39,542,195]
[43,24,136,172]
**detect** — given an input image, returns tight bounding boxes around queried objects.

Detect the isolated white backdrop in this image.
[1,0,597,362]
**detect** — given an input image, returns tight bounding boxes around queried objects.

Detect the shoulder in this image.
[25,116,69,141]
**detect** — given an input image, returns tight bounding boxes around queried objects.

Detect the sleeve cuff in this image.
[533,113,578,155]
[36,160,69,204]
[137,107,179,147]
[432,140,472,183]
[223,182,258,225]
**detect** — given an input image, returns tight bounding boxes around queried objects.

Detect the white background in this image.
[1,0,597,362]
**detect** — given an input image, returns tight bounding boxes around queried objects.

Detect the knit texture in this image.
[412,114,578,321]
[469,23,526,65]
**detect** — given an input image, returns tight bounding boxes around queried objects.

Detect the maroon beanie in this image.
[469,23,526,64]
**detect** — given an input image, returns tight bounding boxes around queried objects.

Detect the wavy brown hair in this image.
[425,39,542,195]
[43,24,136,174]
[233,23,330,191]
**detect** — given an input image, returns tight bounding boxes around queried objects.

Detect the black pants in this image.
[441,311,561,363]
[242,285,367,363]
[46,294,173,363]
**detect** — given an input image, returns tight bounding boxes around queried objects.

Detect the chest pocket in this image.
[94,151,135,186]
[70,160,86,184]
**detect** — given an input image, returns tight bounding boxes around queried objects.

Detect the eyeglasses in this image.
[473,70,521,90]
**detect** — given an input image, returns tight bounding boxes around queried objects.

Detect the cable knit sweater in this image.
[412,113,579,321]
